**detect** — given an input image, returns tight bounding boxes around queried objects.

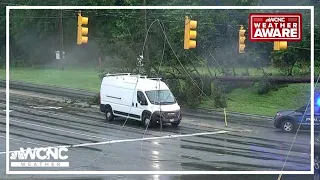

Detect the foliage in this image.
[0,0,318,110]
[255,77,271,95]
[184,78,202,108]
[0,0,318,72]
[211,81,227,108]
[165,78,183,100]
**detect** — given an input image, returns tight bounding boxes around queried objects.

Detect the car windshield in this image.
[296,104,308,112]
[145,90,176,105]
[296,104,317,113]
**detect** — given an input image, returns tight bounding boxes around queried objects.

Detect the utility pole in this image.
[59,0,64,70]
[143,0,150,75]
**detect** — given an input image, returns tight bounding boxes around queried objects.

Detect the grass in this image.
[0,67,312,116]
[200,83,310,116]
[0,67,101,92]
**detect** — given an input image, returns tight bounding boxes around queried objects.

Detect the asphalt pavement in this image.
[0,88,315,180]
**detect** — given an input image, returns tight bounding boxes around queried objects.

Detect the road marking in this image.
[71,130,229,148]
[3,110,13,112]
[31,106,62,110]
[0,130,230,154]
[184,121,253,132]
[5,105,170,137]
[9,119,112,141]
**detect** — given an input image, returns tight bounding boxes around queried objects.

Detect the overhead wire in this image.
[140,19,160,73]
[159,14,319,176]
[139,18,165,161]
[64,19,161,171]
[59,77,140,171]
[149,12,223,75]
[147,9,209,99]
[157,19,222,108]
[4,9,319,28]
[4,8,317,64]
[138,20,188,165]
[4,6,319,172]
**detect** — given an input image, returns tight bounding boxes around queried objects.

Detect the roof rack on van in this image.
[148,77,162,80]
[105,73,132,77]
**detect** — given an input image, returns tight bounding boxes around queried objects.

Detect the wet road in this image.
[0,89,314,179]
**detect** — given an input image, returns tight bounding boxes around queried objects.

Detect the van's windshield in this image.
[145,90,176,105]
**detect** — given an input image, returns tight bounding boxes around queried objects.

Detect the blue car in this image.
[273,104,320,133]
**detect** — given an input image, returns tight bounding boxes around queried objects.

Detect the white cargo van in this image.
[99,73,182,127]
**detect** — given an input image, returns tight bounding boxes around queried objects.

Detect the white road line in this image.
[0,130,230,154]
[72,130,229,147]
[31,106,62,110]
[9,119,112,141]
[4,105,168,137]
[3,110,13,112]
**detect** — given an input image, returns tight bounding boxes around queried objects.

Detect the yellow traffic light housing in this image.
[77,13,89,45]
[184,16,197,49]
[274,41,287,50]
[239,25,246,53]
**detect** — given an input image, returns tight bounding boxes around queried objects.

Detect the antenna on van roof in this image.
[137,55,143,74]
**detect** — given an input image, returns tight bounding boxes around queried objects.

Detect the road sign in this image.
[249,13,302,42]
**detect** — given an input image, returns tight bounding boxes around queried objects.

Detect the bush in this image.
[165,79,182,99]
[252,76,289,95]
[0,56,4,68]
[88,93,100,105]
[252,77,271,95]
[184,78,202,108]
[211,81,227,108]
[202,75,212,96]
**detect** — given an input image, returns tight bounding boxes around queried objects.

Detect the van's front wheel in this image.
[171,121,180,127]
[105,107,114,122]
[142,113,154,128]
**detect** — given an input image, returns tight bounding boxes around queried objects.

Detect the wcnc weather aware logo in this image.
[10,147,69,167]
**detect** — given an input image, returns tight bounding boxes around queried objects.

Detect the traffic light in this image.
[184,16,197,49]
[239,25,246,53]
[77,13,88,45]
[274,41,287,50]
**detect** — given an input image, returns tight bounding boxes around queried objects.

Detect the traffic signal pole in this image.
[59,0,64,70]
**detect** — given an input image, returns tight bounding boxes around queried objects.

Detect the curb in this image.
[181,108,274,122]
[0,80,96,100]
